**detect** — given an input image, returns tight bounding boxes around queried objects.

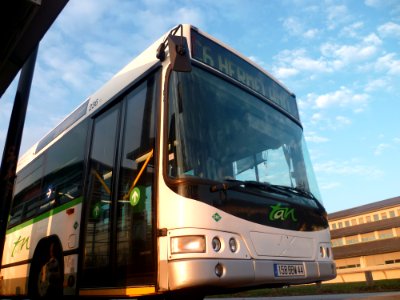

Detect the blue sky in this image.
[1,0,399,213]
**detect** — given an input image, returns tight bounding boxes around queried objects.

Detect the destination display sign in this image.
[190,30,299,121]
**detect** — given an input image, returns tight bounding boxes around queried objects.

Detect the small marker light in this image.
[326,247,331,258]
[215,263,224,277]
[229,238,238,253]
[212,237,222,252]
[320,246,325,257]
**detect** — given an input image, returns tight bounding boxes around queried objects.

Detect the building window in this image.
[331,223,337,230]
[366,216,371,222]
[373,214,379,221]
[332,238,344,247]
[389,210,395,218]
[337,264,361,269]
[338,222,343,228]
[345,220,350,227]
[361,232,376,242]
[358,217,364,224]
[379,229,394,239]
[381,212,387,219]
[385,259,400,265]
[351,219,357,225]
[346,235,359,245]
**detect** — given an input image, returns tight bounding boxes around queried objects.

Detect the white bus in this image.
[0,24,336,299]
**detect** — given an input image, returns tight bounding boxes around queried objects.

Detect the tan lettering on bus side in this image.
[11,235,30,257]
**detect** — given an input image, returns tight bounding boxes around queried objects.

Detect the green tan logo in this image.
[212,213,222,222]
[269,203,297,222]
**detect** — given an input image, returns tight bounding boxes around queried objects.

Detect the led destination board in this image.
[191,30,299,121]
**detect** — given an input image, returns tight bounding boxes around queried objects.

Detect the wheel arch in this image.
[28,235,65,296]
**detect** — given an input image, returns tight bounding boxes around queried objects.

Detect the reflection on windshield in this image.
[167,66,322,206]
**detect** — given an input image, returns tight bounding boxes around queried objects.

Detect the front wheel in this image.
[29,241,63,299]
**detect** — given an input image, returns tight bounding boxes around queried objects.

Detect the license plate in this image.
[274,264,305,277]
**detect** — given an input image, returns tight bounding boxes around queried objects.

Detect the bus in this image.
[0,24,336,299]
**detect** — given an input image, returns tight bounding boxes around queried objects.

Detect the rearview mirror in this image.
[168,35,192,72]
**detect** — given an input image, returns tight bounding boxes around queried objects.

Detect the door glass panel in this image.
[116,78,156,285]
[82,106,119,286]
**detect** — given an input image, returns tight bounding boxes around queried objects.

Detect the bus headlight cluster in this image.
[211,236,239,253]
[171,235,206,254]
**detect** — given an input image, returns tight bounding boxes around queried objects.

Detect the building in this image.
[328,196,400,283]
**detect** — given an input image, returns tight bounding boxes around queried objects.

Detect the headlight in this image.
[171,235,206,254]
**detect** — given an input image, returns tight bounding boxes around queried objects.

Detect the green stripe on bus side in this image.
[6,197,83,235]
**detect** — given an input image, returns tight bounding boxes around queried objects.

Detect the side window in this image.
[9,156,44,227]
[9,121,88,228]
[42,120,89,210]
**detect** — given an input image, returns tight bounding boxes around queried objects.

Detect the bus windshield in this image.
[167,66,322,209]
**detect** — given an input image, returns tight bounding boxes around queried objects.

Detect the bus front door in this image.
[81,77,157,291]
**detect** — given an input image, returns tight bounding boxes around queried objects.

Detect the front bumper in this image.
[168,258,336,290]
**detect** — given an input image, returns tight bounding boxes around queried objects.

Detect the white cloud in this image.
[363,33,383,45]
[326,4,350,30]
[305,132,330,143]
[319,181,341,190]
[274,31,382,79]
[378,22,400,38]
[57,1,114,35]
[340,22,364,37]
[314,160,384,179]
[283,17,302,36]
[311,113,324,123]
[313,86,369,111]
[83,42,131,69]
[376,53,400,75]
[335,115,351,126]
[282,17,319,39]
[273,67,299,79]
[364,0,383,7]
[273,49,333,79]
[292,56,331,72]
[303,29,319,39]
[321,34,381,66]
[374,143,390,156]
[364,78,389,92]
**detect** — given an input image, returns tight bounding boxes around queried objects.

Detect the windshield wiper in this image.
[210,179,291,197]
[210,179,244,192]
[268,184,325,211]
[270,185,315,199]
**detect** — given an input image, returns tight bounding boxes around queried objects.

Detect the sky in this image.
[1,0,399,213]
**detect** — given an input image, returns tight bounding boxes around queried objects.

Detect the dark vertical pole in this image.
[0,45,38,267]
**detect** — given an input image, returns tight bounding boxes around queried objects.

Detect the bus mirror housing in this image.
[168,35,192,72]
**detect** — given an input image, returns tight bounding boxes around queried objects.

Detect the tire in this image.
[28,239,64,299]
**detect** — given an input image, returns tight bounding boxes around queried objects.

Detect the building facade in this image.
[328,196,400,283]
